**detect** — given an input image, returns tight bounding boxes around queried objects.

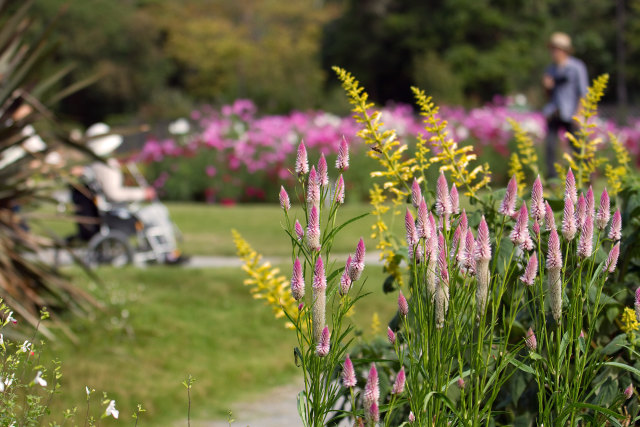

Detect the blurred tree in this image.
[30,0,174,124]
[323,0,624,109]
[155,0,334,112]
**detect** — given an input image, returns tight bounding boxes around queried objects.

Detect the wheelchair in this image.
[60,172,179,268]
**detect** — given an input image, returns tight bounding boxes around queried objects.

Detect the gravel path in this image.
[188,380,305,427]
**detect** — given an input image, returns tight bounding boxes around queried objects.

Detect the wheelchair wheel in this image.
[86,231,134,267]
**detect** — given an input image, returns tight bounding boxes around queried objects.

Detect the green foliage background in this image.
[24,0,638,124]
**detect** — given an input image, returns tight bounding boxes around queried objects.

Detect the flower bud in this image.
[520,252,538,286]
[316,326,330,357]
[450,184,460,214]
[525,327,537,351]
[565,168,577,205]
[596,188,610,230]
[398,291,409,317]
[387,326,396,345]
[295,141,309,175]
[336,137,349,171]
[391,367,406,394]
[342,355,357,388]
[609,209,621,241]
[291,258,305,300]
[499,176,518,217]
[411,178,422,209]
[317,153,329,187]
[279,186,290,211]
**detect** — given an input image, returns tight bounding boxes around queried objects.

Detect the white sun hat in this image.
[86,122,123,156]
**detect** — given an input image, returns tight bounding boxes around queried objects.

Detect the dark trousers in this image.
[545,117,577,178]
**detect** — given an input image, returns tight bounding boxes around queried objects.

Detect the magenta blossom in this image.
[576,193,587,230]
[364,364,380,407]
[499,175,518,217]
[435,173,452,218]
[306,205,321,251]
[295,141,309,175]
[349,238,366,281]
[510,204,531,250]
[405,209,419,246]
[336,137,349,170]
[291,258,305,300]
[334,174,345,204]
[294,220,304,241]
[530,175,545,224]
[577,215,594,259]
[604,242,620,274]
[520,252,538,286]
[316,326,330,357]
[391,367,406,394]
[586,186,595,218]
[417,198,430,239]
[596,188,610,230]
[342,355,356,388]
[307,166,320,207]
[387,326,396,345]
[279,186,290,211]
[545,201,556,231]
[562,196,577,240]
[339,255,352,296]
[609,209,621,241]
[450,184,460,214]
[317,153,328,187]
[411,178,422,208]
[398,291,409,317]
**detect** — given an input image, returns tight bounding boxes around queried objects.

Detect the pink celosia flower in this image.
[463,229,476,275]
[450,184,460,214]
[510,204,531,250]
[624,383,634,399]
[545,201,556,231]
[531,175,545,224]
[307,166,320,207]
[298,303,304,311]
[565,168,577,205]
[279,186,290,211]
[391,367,406,394]
[366,402,380,424]
[635,288,640,323]
[294,220,304,241]
[342,355,357,388]
[547,229,562,270]
[520,252,538,286]
[436,243,450,328]
[457,378,465,389]
[405,209,419,246]
[577,215,594,259]
[334,174,345,204]
[291,258,305,300]
[596,188,610,230]
[317,153,329,187]
[475,216,491,316]
[306,205,321,251]
[532,220,540,236]
[586,185,595,218]
[411,178,422,208]
[609,209,621,241]
[451,225,462,259]
[387,326,396,345]
[547,229,563,322]
[562,196,577,241]
[316,326,330,357]
[525,327,537,351]
[295,141,309,175]
[312,256,327,342]
[417,198,430,239]
[604,242,620,275]
[398,291,409,317]
[438,242,450,286]
[427,213,438,256]
[499,176,518,217]
[459,209,468,235]
[576,193,587,230]
[340,255,352,296]
[336,136,349,171]
[364,364,380,407]
[475,216,491,262]
[349,238,366,281]
[435,172,452,218]
[409,412,416,423]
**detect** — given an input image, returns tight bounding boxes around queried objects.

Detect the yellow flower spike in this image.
[507,118,539,178]
[371,312,381,334]
[620,307,640,333]
[232,229,297,330]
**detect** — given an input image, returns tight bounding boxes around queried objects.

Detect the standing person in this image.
[542,32,589,178]
[86,123,186,264]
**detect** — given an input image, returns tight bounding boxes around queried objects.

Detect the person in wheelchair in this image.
[84,123,187,265]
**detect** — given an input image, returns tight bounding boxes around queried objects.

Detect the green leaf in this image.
[602,333,628,355]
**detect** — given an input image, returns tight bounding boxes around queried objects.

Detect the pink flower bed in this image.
[135,98,640,203]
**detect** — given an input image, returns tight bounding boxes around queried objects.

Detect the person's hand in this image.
[144,187,156,201]
[543,74,554,90]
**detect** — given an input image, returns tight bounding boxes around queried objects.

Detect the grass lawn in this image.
[41,264,396,425]
[32,201,404,258]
